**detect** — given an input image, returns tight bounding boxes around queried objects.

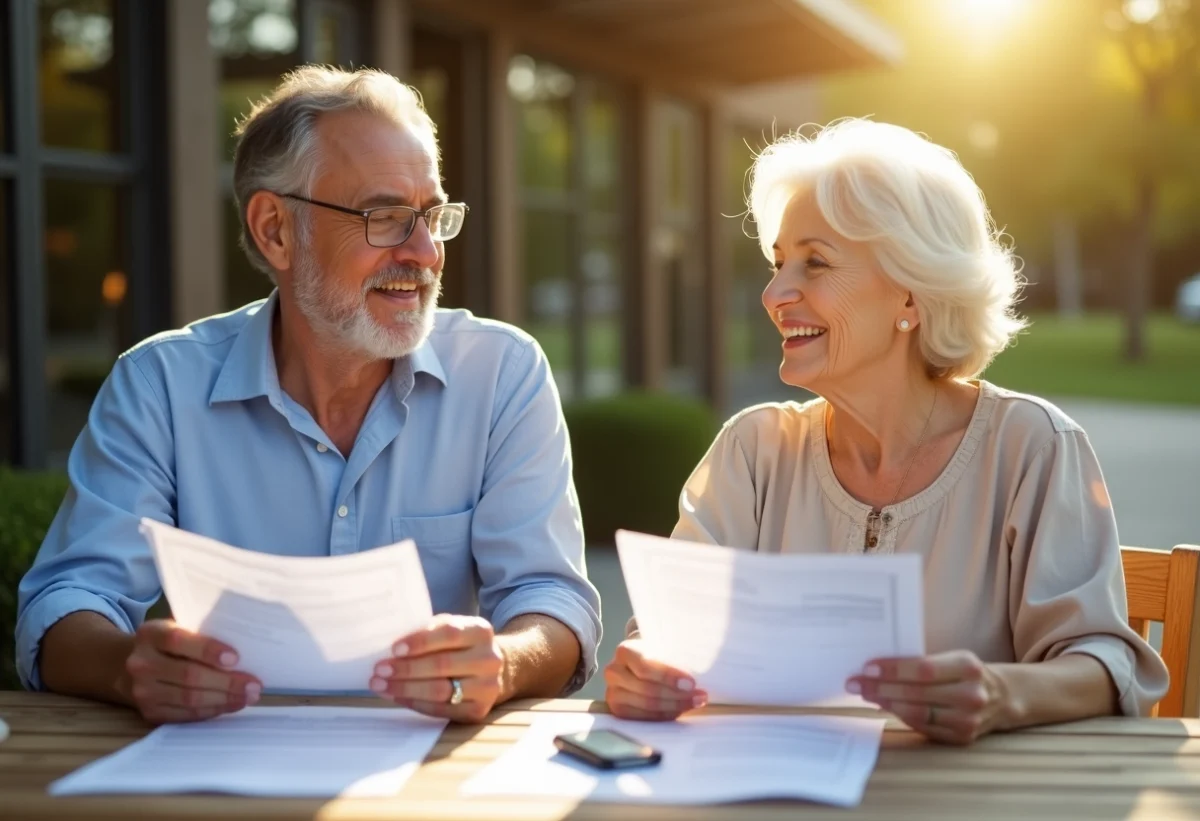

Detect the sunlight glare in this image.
[1124,0,1163,24]
[958,0,1030,24]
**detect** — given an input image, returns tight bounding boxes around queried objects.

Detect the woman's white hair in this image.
[748,118,1026,380]
[232,65,439,281]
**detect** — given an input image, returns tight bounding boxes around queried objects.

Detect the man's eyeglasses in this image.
[280,193,469,248]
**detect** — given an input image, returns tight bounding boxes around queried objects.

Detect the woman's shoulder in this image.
[976,379,1088,455]
[719,396,825,457]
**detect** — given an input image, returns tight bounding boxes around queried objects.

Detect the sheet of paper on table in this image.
[48,706,447,798]
[140,518,433,693]
[616,530,925,707]
[461,712,886,807]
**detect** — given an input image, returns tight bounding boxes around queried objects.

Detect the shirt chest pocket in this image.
[391,509,475,552]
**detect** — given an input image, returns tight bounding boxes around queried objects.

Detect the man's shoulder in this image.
[429,308,537,347]
[427,309,543,372]
[122,300,265,371]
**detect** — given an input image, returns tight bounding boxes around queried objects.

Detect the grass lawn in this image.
[980,314,1200,406]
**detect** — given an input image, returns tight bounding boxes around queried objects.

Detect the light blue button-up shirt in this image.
[16,293,602,693]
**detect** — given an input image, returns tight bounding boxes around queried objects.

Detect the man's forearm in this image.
[993,654,1120,731]
[495,613,582,702]
[38,612,136,705]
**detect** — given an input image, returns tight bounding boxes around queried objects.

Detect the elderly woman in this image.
[604,119,1168,744]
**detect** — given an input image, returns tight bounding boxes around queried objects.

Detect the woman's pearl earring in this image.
[898,319,911,331]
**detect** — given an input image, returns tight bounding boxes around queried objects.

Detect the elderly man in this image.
[15,66,601,724]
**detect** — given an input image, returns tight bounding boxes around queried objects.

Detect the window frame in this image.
[3,0,169,468]
[512,53,629,402]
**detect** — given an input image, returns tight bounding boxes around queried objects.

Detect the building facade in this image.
[0,0,898,469]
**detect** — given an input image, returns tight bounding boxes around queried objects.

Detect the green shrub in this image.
[565,391,719,546]
[0,468,69,690]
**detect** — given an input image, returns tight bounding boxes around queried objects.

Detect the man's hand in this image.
[124,620,261,724]
[370,615,505,723]
[846,650,1010,745]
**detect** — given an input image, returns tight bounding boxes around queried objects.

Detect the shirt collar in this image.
[209,292,447,406]
[408,337,447,387]
[209,292,283,406]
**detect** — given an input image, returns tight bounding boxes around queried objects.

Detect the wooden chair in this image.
[1121,544,1200,717]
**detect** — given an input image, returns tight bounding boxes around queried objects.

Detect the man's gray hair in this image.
[232,65,439,281]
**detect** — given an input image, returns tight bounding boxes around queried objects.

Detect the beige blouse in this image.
[670,379,1169,716]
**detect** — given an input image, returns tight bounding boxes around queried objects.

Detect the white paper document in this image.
[140,518,433,692]
[616,530,924,707]
[49,706,447,798]
[462,712,885,807]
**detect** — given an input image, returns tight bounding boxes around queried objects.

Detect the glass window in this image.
[313,12,341,65]
[210,0,299,160]
[511,55,573,193]
[585,89,620,213]
[224,195,274,310]
[660,227,703,397]
[523,208,574,397]
[411,68,448,136]
[0,184,11,463]
[513,58,628,399]
[656,100,702,397]
[660,102,697,215]
[44,180,128,467]
[38,0,122,153]
[582,229,621,397]
[312,1,359,67]
[1,6,9,153]
[582,85,623,397]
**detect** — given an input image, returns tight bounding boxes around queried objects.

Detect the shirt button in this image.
[316,443,328,453]
[337,505,349,518]
[882,513,893,524]
[867,536,879,548]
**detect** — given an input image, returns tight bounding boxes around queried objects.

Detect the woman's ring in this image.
[449,678,464,706]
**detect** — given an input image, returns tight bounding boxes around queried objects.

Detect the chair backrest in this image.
[1121,544,1200,717]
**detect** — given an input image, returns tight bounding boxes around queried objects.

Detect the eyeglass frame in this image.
[278,193,470,247]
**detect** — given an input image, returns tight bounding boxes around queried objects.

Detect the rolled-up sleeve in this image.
[1007,429,1169,716]
[15,353,176,690]
[471,338,602,694]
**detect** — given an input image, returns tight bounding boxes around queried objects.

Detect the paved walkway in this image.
[1054,398,1200,550]
[573,397,1200,700]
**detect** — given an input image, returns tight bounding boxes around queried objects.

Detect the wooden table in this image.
[4,691,1200,820]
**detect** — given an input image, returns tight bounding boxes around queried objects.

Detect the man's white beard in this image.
[291,251,439,360]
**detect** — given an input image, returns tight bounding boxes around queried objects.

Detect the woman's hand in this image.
[603,639,708,720]
[846,650,1011,745]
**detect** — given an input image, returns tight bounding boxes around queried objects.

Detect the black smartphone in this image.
[553,729,663,770]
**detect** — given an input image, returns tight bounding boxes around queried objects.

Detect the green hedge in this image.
[0,468,69,690]
[565,392,719,546]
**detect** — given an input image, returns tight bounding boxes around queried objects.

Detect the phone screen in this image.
[569,730,653,759]
[555,729,661,768]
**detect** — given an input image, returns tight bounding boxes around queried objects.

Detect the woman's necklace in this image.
[864,385,938,552]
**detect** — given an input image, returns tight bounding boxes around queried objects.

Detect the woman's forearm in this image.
[993,654,1120,731]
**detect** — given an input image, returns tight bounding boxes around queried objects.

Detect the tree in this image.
[1099,0,1200,359]
[818,0,1200,360]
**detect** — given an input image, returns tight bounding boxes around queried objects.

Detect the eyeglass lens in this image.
[367,204,465,246]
